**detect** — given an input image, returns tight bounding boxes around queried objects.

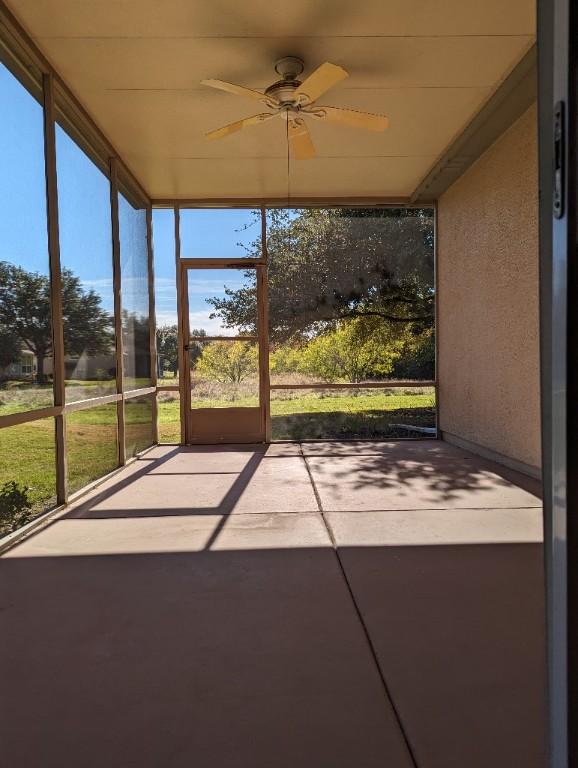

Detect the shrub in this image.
[391,329,435,380]
[196,341,258,383]
[298,318,402,382]
[0,481,33,537]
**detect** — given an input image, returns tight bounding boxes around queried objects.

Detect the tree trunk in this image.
[35,351,47,385]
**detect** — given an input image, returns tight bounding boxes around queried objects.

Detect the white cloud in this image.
[155,309,241,336]
[80,278,113,292]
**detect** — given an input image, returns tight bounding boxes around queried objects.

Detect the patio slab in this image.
[68,450,317,518]
[1,510,414,768]
[326,506,543,547]
[299,439,468,459]
[330,509,546,768]
[306,454,541,511]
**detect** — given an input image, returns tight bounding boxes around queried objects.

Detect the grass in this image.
[158,386,436,442]
[270,389,435,440]
[0,380,433,537]
[0,418,57,513]
[0,400,155,528]
[0,379,117,416]
[66,405,120,494]
[0,377,154,415]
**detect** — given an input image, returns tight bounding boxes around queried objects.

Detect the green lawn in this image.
[0,419,57,513]
[1,388,433,537]
[66,405,120,494]
[0,400,156,536]
[271,390,435,440]
[158,388,436,442]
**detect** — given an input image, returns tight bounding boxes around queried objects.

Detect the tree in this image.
[122,310,151,380]
[298,318,403,382]
[156,325,207,378]
[207,207,434,344]
[269,344,302,377]
[156,325,179,377]
[196,341,257,384]
[0,261,113,383]
[391,327,435,380]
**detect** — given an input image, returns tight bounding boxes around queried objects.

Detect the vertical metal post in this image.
[174,206,187,444]
[43,73,67,504]
[433,202,439,437]
[258,205,271,441]
[539,0,575,764]
[147,207,158,443]
[180,263,191,445]
[109,158,125,465]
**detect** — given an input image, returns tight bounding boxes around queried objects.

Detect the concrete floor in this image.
[0,440,546,768]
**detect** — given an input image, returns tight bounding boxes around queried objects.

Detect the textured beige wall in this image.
[437,103,540,470]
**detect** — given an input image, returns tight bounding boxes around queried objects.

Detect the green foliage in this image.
[0,325,20,369]
[0,261,114,383]
[299,318,403,382]
[269,317,434,383]
[300,326,389,383]
[157,325,207,377]
[208,207,434,343]
[121,309,151,380]
[269,345,302,375]
[0,480,33,537]
[196,341,258,383]
[156,324,179,376]
[392,328,435,380]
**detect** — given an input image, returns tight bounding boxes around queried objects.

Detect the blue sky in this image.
[153,208,260,334]
[0,63,49,276]
[0,61,261,335]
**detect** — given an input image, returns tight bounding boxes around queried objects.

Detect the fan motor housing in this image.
[265,78,302,106]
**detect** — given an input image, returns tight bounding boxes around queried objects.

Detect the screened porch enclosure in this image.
[0,3,550,768]
[0,0,540,542]
[0,30,438,535]
[155,206,436,446]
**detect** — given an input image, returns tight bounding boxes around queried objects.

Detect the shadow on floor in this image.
[65,448,267,545]
[63,443,540,526]
[305,451,541,504]
[0,542,546,768]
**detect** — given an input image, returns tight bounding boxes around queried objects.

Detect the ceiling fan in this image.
[201,57,389,159]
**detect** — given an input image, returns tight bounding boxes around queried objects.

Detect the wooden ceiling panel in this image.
[10,0,535,39]
[29,36,533,91]
[135,156,430,199]
[80,86,492,161]
[4,0,536,199]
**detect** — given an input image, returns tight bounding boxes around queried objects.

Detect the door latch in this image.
[554,101,564,219]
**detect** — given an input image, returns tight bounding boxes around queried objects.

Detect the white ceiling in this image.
[7,0,536,200]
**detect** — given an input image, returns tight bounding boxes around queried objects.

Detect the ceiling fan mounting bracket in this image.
[274,56,304,79]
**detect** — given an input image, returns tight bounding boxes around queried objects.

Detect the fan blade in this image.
[201,79,271,104]
[313,105,389,131]
[288,118,316,160]
[294,62,348,105]
[206,112,277,141]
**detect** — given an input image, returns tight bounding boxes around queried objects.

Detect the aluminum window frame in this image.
[0,8,156,516]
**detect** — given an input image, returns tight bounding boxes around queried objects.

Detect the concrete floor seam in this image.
[298,443,421,768]
[321,505,542,513]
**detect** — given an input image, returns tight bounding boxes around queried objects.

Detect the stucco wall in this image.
[437,103,540,470]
